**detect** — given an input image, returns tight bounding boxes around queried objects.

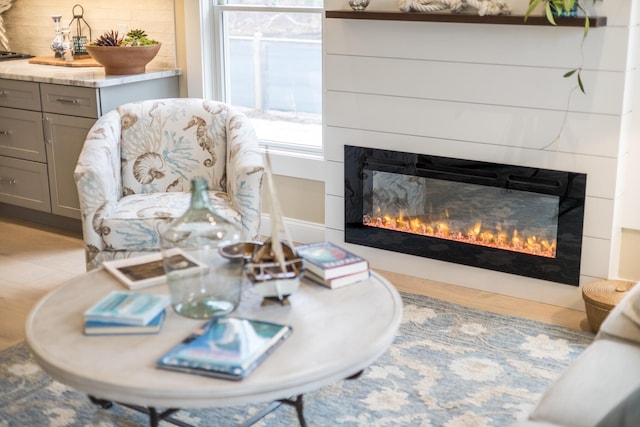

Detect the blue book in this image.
[84,311,166,336]
[157,317,292,380]
[84,291,171,326]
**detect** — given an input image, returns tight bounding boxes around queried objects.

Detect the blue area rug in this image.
[0,292,594,426]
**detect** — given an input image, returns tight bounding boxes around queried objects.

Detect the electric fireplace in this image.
[344,145,587,286]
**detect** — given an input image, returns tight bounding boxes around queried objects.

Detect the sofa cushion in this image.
[527,338,640,427]
[101,191,241,251]
[595,386,640,427]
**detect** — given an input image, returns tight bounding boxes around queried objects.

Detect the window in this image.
[210,0,323,156]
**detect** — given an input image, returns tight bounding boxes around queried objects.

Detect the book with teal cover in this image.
[84,291,171,326]
[84,310,166,335]
[156,317,292,380]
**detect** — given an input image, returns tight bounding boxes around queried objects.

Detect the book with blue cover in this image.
[84,310,166,335]
[84,291,171,326]
[156,317,292,380]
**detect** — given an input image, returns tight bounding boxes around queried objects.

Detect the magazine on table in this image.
[156,317,292,381]
[103,249,208,290]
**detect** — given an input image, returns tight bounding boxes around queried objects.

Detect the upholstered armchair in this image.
[74,98,264,271]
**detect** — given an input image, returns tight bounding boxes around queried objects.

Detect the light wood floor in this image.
[0,215,590,352]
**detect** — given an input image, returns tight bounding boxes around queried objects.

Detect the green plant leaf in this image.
[564,0,575,11]
[525,0,543,21]
[563,69,577,78]
[577,71,585,94]
[584,15,590,38]
[545,3,558,25]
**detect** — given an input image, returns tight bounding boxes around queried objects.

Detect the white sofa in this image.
[514,283,640,427]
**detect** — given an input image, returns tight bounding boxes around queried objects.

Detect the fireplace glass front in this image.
[344,145,586,285]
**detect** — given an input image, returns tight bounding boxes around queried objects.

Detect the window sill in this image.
[266,149,325,182]
[324,10,607,27]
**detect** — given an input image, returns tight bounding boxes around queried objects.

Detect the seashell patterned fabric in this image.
[74,98,264,271]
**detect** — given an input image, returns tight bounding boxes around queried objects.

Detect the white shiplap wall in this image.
[323,0,639,310]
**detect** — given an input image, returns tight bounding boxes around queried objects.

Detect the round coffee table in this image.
[25,268,402,426]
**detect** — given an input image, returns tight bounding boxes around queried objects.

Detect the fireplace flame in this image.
[364,213,556,258]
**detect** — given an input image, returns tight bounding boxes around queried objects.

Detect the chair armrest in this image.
[226,109,264,240]
[73,110,123,255]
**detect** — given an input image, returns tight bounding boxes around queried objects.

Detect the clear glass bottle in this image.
[61,26,75,61]
[50,15,64,58]
[160,177,245,319]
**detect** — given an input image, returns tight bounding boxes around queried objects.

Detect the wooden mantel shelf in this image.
[325,10,607,27]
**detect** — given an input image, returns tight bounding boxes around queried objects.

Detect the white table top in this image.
[25,268,403,409]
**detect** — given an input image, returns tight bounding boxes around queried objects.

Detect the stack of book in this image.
[83,290,171,336]
[295,241,370,289]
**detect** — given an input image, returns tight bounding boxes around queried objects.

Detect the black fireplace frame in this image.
[344,145,586,286]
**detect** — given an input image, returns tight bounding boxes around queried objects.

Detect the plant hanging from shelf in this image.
[524,0,603,93]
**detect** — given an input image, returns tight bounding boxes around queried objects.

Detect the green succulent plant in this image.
[121,29,158,47]
[91,29,158,47]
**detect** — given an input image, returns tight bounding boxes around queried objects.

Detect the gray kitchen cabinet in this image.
[0,75,179,221]
[0,79,50,212]
[0,155,50,212]
[43,113,96,218]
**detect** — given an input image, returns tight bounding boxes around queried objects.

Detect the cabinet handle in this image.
[0,90,7,96]
[56,97,79,104]
[44,117,53,144]
[0,130,12,135]
[0,176,16,185]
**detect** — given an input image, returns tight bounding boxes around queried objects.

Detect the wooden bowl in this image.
[86,43,161,75]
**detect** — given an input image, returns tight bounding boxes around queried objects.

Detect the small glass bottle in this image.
[160,177,245,319]
[50,15,64,58]
[61,26,75,61]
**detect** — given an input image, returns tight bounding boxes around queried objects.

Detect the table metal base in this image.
[87,370,363,426]
[89,394,307,427]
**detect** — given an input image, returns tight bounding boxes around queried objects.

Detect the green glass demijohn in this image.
[160,177,245,319]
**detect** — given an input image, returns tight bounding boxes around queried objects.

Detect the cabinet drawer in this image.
[41,84,99,119]
[0,79,41,111]
[0,107,45,162]
[0,156,51,212]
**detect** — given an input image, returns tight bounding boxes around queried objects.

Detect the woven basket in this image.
[582,279,636,333]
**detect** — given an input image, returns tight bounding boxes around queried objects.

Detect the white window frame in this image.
[182,1,325,181]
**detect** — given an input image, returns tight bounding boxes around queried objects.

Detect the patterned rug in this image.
[0,293,594,427]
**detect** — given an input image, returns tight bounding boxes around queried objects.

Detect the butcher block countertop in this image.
[0,58,181,88]
[28,56,102,67]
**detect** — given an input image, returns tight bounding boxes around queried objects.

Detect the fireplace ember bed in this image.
[344,145,587,286]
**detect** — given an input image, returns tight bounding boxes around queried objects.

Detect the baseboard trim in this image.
[260,214,325,243]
